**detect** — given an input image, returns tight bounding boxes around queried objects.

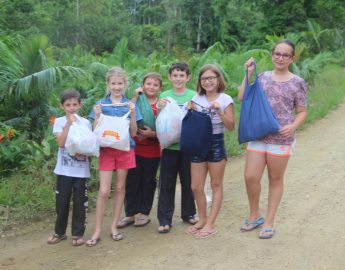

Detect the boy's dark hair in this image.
[168,62,190,76]
[60,89,81,104]
[272,39,295,56]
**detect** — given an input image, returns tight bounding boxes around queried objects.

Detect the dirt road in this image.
[1,102,345,270]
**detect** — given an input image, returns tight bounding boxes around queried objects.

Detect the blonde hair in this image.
[106,66,128,95]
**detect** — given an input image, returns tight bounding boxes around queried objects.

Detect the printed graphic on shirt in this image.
[60,148,88,169]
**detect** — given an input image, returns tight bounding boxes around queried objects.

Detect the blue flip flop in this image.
[240,217,265,232]
[258,228,275,239]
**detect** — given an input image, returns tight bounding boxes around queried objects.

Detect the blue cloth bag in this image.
[180,109,212,158]
[238,67,280,144]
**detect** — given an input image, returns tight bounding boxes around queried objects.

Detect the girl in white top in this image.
[187,64,235,238]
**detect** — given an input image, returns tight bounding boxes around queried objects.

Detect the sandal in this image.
[183,216,198,225]
[85,238,101,247]
[110,232,123,241]
[258,228,275,239]
[157,225,171,234]
[186,225,202,236]
[47,234,67,244]
[240,217,264,232]
[72,237,84,246]
[194,229,218,239]
[117,217,135,228]
[134,215,151,227]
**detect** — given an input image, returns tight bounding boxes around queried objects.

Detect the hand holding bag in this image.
[136,93,156,131]
[238,65,280,144]
[180,108,213,158]
[65,115,100,157]
[93,108,131,151]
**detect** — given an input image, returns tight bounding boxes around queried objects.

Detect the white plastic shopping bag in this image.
[65,115,100,157]
[155,98,185,149]
[93,111,131,151]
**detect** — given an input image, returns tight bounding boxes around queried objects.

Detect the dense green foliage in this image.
[0,0,344,53]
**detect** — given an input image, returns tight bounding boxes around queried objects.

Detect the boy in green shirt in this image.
[156,62,197,233]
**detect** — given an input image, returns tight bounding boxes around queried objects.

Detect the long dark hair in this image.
[272,39,295,56]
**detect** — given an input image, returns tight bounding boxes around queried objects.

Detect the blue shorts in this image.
[191,133,227,163]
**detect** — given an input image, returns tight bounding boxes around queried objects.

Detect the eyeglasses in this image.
[272,52,292,60]
[200,76,218,82]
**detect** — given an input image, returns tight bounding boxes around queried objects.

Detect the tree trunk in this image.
[196,13,202,51]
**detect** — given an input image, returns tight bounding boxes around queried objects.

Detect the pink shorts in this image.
[247,141,295,157]
[99,147,136,170]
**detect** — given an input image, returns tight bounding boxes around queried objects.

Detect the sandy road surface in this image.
[1,102,345,270]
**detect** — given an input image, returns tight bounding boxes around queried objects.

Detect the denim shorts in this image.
[191,133,227,163]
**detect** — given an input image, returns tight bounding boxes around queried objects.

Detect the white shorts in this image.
[247,140,295,157]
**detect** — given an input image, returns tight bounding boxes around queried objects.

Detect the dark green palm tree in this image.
[0,35,86,141]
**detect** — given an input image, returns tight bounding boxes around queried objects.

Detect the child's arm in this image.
[138,126,156,138]
[128,102,138,137]
[238,57,255,102]
[156,98,170,112]
[131,87,143,103]
[279,106,307,137]
[213,103,235,131]
[92,105,102,128]
[56,114,76,147]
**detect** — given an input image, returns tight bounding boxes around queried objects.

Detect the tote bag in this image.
[238,67,280,144]
[136,93,156,131]
[155,98,184,149]
[93,111,131,151]
[65,115,100,157]
[180,109,212,158]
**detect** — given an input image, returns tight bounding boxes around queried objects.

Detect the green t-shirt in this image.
[159,89,196,150]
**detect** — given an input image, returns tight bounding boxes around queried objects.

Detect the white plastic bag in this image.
[93,111,131,151]
[156,98,185,149]
[65,115,100,157]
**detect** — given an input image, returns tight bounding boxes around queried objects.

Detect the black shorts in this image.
[191,133,227,163]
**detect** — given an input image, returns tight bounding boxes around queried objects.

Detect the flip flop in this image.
[72,237,84,246]
[240,217,265,232]
[134,216,151,227]
[258,228,275,239]
[194,229,218,239]
[117,217,135,228]
[183,216,198,225]
[85,238,101,247]
[158,225,171,234]
[110,232,123,241]
[186,225,202,236]
[47,234,67,244]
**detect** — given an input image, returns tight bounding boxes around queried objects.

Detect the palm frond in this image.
[12,66,86,101]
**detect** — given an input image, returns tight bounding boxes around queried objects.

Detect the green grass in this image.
[303,65,345,125]
[0,64,344,224]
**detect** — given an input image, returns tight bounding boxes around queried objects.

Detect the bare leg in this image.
[244,151,266,220]
[89,170,113,240]
[202,159,226,232]
[264,155,290,229]
[190,162,208,231]
[110,169,128,235]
